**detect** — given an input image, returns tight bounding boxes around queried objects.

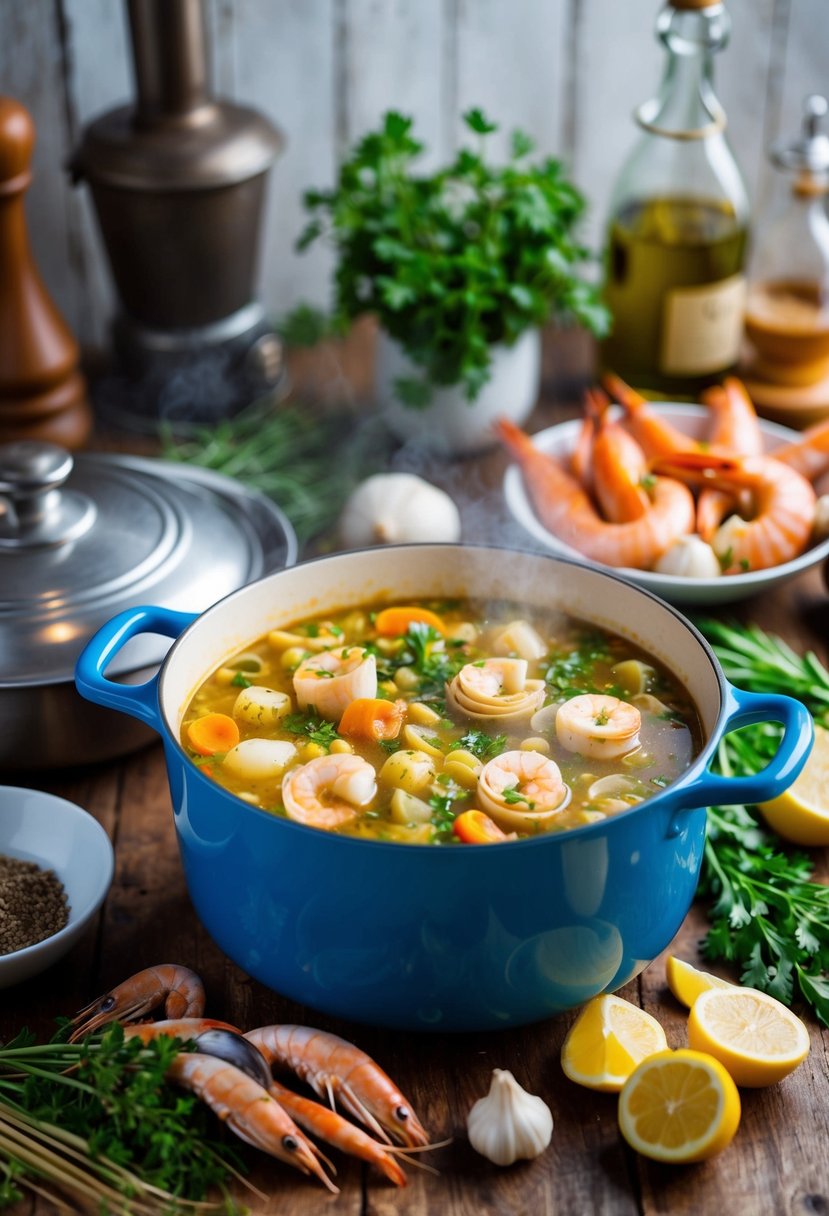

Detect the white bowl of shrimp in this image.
[502,396,829,606]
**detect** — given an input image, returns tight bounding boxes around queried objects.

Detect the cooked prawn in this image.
[603,373,698,459]
[446,657,545,723]
[702,378,764,455]
[293,645,377,720]
[654,451,817,574]
[591,404,651,523]
[168,1053,338,1193]
[245,1024,429,1148]
[477,750,569,832]
[496,418,695,569]
[281,753,377,829]
[571,405,596,491]
[774,415,829,482]
[556,694,641,760]
[697,379,763,540]
[69,965,205,1041]
[269,1079,408,1187]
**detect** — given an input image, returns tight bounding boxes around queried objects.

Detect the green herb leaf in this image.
[695,620,829,1027]
[294,109,607,404]
[282,711,341,749]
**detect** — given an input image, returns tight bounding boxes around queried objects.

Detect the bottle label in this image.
[660,274,746,375]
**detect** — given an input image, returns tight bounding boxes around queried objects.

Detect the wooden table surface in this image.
[3,336,829,1215]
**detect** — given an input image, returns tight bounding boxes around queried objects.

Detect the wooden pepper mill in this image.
[0,97,92,449]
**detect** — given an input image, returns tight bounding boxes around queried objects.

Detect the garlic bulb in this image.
[653,535,722,578]
[814,494,829,540]
[339,473,461,547]
[467,1069,553,1166]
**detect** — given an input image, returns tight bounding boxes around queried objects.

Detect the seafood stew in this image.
[181,600,701,844]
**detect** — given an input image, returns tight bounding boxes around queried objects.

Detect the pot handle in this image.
[75,606,196,731]
[668,684,813,822]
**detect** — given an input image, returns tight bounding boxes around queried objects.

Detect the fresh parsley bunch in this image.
[698,620,829,1026]
[296,109,608,406]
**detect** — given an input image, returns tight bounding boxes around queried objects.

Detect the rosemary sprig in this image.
[696,619,829,1026]
[161,398,388,544]
[0,1025,252,1214]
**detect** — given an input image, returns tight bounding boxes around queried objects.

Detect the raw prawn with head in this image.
[245,1024,430,1149]
[69,965,205,1041]
[496,417,695,569]
[167,1053,339,1192]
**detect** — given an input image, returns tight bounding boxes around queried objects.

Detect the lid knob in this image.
[0,440,97,548]
[804,94,829,135]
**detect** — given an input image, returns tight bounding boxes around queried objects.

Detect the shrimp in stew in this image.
[181,601,701,844]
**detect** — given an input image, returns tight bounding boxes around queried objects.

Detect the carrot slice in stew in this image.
[339,698,406,741]
[453,810,513,844]
[188,713,240,756]
[374,606,445,636]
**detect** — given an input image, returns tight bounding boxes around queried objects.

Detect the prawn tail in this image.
[652,451,741,487]
[493,417,538,463]
[602,372,647,412]
[584,385,610,419]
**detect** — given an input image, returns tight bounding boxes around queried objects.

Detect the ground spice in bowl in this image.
[0,853,69,955]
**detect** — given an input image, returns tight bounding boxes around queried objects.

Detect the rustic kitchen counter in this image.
[3,334,828,1215]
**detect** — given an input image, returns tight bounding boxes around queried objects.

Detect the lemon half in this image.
[687,986,810,1087]
[758,723,829,846]
[618,1049,741,1164]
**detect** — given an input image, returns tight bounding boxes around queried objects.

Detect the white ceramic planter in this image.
[375,327,541,455]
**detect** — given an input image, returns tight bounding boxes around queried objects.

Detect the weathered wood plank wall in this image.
[0,0,824,348]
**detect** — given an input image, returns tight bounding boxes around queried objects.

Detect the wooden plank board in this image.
[340,0,448,168]
[0,0,88,341]
[454,0,568,162]
[229,0,337,317]
[61,0,132,347]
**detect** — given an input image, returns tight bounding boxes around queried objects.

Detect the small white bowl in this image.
[503,403,829,606]
[0,786,114,989]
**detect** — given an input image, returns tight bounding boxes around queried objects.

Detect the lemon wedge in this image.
[758,722,829,845]
[560,994,667,1092]
[687,986,810,1087]
[665,955,734,1008]
[618,1049,741,1164]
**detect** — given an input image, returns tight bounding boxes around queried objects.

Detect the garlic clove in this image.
[653,534,722,578]
[467,1068,553,1166]
[339,473,462,548]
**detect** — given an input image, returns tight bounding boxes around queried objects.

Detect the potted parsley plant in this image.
[297,109,608,453]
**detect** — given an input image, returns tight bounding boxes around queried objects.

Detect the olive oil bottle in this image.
[601,0,749,396]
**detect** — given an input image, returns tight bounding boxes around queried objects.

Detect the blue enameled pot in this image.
[75,546,812,1031]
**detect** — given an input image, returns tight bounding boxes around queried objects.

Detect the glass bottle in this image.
[601,0,749,397]
[744,96,829,387]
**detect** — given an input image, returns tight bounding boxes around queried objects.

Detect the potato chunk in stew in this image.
[181,601,701,844]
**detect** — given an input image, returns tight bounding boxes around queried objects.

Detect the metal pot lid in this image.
[0,441,297,685]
